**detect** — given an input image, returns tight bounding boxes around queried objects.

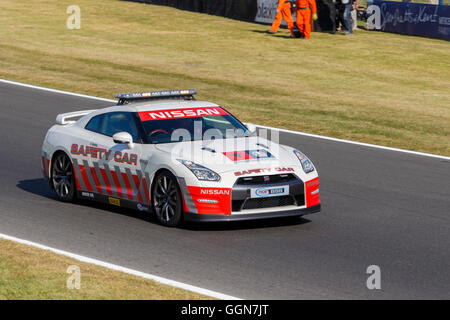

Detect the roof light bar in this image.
[115,89,197,105]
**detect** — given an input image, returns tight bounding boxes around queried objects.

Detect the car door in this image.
[83,112,149,207]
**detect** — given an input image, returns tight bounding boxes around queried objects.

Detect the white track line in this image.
[256,124,450,161]
[0,79,115,103]
[0,233,240,300]
[1,78,449,161]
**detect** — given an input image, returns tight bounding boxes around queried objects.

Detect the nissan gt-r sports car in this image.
[41,89,320,226]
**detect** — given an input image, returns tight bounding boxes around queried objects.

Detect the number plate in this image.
[250,186,289,198]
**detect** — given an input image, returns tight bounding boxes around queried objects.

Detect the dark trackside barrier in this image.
[314,0,337,32]
[125,0,258,22]
[368,1,450,40]
[126,0,337,32]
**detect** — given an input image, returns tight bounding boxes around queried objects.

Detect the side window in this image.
[85,114,106,134]
[85,112,140,143]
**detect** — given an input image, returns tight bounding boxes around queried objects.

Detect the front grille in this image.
[294,194,305,207]
[235,174,297,185]
[232,200,245,212]
[242,195,295,210]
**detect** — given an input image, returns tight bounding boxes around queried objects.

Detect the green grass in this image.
[0,0,449,155]
[0,238,210,299]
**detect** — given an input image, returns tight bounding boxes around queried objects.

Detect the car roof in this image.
[130,99,220,112]
[103,99,220,113]
[75,100,222,127]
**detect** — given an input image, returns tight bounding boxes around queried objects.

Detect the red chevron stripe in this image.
[90,167,103,194]
[142,177,150,205]
[99,168,113,196]
[110,170,123,198]
[78,164,93,192]
[121,172,134,201]
[132,174,144,204]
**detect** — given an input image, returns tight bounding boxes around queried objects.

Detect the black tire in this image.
[151,171,183,227]
[51,152,76,202]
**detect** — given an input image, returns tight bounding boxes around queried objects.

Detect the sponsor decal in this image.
[187,186,232,215]
[367,1,449,40]
[81,191,94,199]
[223,149,274,162]
[71,144,138,165]
[306,179,319,190]
[137,203,149,212]
[138,107,229,121]
[200,189,231,196]
[234,167,294,176]
[251,185,289,198]
[305,177,320,207]
[108,197,120,206]
[255,0,297,24]
[248,150,270,158]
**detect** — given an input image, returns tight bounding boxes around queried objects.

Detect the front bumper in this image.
[184,203,321,222]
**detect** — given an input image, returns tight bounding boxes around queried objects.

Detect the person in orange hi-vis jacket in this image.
[268,0,294,36]
[295,0,318,39]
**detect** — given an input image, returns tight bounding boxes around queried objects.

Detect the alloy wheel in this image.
[52,153,75,201]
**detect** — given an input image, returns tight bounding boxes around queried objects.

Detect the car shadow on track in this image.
[16,178,156,224]
[181,216,311,231]
[17,178,311,231]
[17,178,57,200]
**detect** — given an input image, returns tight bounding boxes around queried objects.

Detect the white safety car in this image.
[41,90,320,226]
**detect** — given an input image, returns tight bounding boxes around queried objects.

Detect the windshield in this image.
[139,107,251,144]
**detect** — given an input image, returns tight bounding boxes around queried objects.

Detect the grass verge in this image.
[0,238,210,299]
[0,0,449,155]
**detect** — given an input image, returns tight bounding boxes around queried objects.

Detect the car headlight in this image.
[177,159,221,181]
[293,150,315,173]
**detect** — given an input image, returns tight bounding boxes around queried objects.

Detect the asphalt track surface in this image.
[0,81,449,299]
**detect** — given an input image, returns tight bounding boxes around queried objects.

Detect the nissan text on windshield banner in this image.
[138,107,229,121]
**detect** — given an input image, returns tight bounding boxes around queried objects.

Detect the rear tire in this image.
[151,171,183,227]
[51,153,76,202]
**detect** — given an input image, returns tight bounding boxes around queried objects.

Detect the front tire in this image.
[51,153,76,202]
[152,171,183,227]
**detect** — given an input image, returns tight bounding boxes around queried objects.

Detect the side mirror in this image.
[245,123,257,134]
[113,132,134,149]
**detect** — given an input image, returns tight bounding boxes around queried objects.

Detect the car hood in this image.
[153,136,299,173]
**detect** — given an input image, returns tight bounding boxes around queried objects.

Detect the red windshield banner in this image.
[138,107,229,121]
